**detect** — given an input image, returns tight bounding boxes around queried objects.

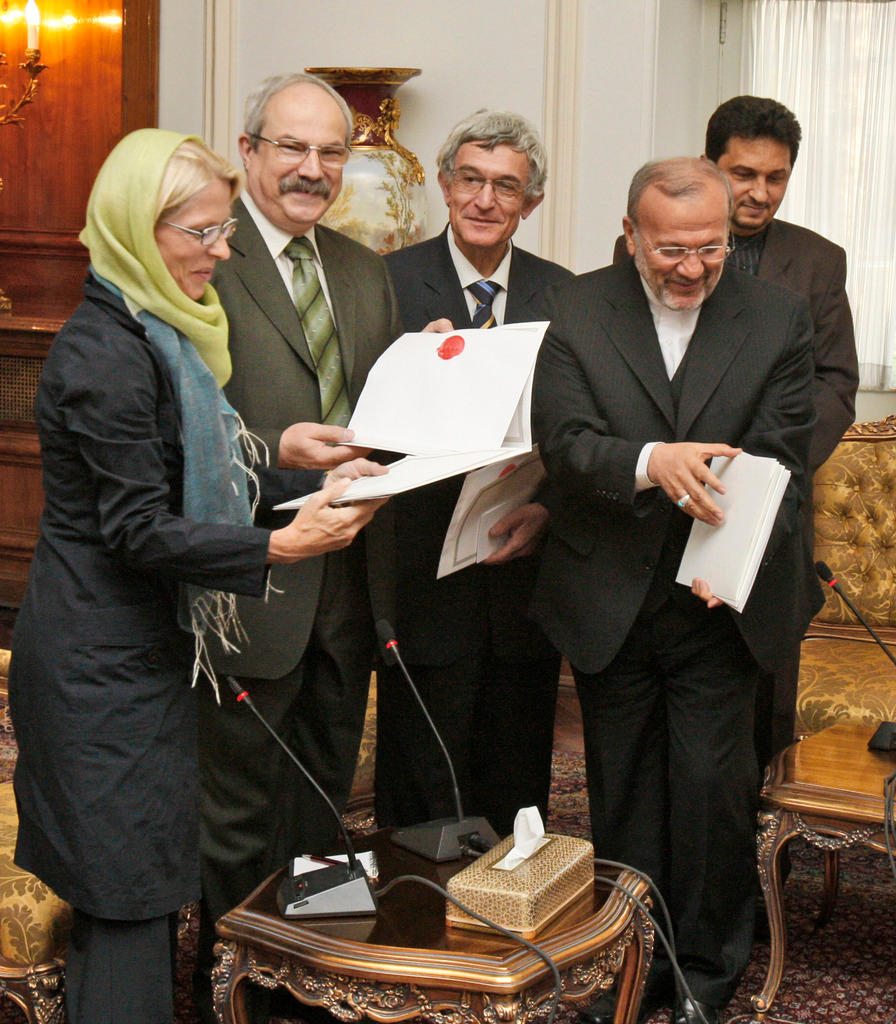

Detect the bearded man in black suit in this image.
[375,110,572,837]
[533,157,821,1024]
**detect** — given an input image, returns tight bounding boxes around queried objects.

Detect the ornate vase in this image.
[306,67,426,254]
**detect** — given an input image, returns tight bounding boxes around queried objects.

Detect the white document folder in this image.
[437,450,546,578]
[675,452,791,612]
[346,322,548,456]
[273,449,512,509]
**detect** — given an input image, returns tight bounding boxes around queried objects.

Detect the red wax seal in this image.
[437,335,465,360]
[498,463,517,478]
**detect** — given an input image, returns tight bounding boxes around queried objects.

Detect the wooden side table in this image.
[212,830,654,1024]
[752,723,896,1019]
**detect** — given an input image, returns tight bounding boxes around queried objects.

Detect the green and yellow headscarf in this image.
[80,128,233,386]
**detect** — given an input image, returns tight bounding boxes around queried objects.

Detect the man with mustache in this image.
[194,71,400,1021]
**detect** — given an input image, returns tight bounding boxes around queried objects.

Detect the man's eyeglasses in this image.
[450,171,526,202]
[649,244,732,264]
[250,134,351,167]
[162,217,239,247]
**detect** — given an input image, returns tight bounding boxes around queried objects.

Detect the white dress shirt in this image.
[446,229,512,326]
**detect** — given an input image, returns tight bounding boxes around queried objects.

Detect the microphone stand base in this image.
[868,721,896,751]
[277,863,378,917]
[391,816,500,862]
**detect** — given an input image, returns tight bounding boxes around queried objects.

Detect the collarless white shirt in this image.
[634,276,702,491]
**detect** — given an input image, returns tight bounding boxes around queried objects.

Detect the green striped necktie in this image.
[285,236,350,426]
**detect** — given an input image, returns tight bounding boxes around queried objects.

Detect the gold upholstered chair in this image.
[795,415,896,737]
[0,648,72,1024]
[787,417,896,927]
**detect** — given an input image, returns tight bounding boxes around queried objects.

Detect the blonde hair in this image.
[155,139,243,224]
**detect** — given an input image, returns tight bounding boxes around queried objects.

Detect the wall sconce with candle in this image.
[1,1,47,127]
[0,0,48,312]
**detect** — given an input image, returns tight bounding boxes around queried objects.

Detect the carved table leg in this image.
[751,808,795,1020]
[212,938,251,1024]
[612,908,654,1024]
[816,849,840,928]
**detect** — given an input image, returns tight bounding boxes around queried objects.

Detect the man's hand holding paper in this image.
[481,501,549,564]
[647,441,743,525]
[278,423,372,470]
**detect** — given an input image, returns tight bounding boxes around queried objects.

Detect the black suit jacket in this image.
[384,229,573,664]
[531,260,823,675]
[11,276,277,918]
[209,198,402,678]
[613,218,858,472]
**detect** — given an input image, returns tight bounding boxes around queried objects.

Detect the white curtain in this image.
[743,0,896,388]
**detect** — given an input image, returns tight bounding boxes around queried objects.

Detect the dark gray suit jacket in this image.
[209,198,402,678]
[531,260,823,675]
[384,229,573,664]
[758,219,857,470]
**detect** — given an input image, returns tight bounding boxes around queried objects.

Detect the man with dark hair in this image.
[539,157,820,1024]
[705,95,858,767]
[704,95,856,475]
[374,110,572,837]
[704,94,801,167]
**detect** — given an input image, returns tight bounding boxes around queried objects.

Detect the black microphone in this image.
[814,562,896,750]
[375,620,499,861]
[224,676,377,916]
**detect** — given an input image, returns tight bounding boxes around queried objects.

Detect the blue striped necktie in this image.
[284,237,350,426]
[469,279,501,329]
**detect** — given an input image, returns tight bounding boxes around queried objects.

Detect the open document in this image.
[275,323,549,509]
[675,452,791,612]
[437,450,546,578]
[346,323,548,455]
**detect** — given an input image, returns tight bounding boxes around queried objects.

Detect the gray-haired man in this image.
[374,110,573,837]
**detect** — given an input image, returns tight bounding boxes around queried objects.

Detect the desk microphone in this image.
[224,675,377,917]
[376,620,499,861]
[814,562,896,751]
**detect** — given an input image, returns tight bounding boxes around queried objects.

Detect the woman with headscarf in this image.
[7,129,385,1024]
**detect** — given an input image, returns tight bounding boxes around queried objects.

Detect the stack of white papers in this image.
[675,452,791,612]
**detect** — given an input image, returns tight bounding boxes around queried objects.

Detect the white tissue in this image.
[493,806,551,870]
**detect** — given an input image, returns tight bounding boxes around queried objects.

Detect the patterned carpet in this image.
[0,751,893,1023]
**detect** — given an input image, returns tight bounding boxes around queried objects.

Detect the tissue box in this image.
[446,833,593,938]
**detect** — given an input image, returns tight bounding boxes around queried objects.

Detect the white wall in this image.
[158,0,891,409]
[161,0,551,257]
[159,0,727,273]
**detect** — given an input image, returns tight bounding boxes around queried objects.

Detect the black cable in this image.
[594,871,711,1024]
[593,858,678,964]
[375,874,562,1024]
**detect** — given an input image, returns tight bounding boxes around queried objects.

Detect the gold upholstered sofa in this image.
[0,647,71,1024]
[795,415,896,736]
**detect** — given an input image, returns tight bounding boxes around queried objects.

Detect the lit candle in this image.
[25,1,41,51]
